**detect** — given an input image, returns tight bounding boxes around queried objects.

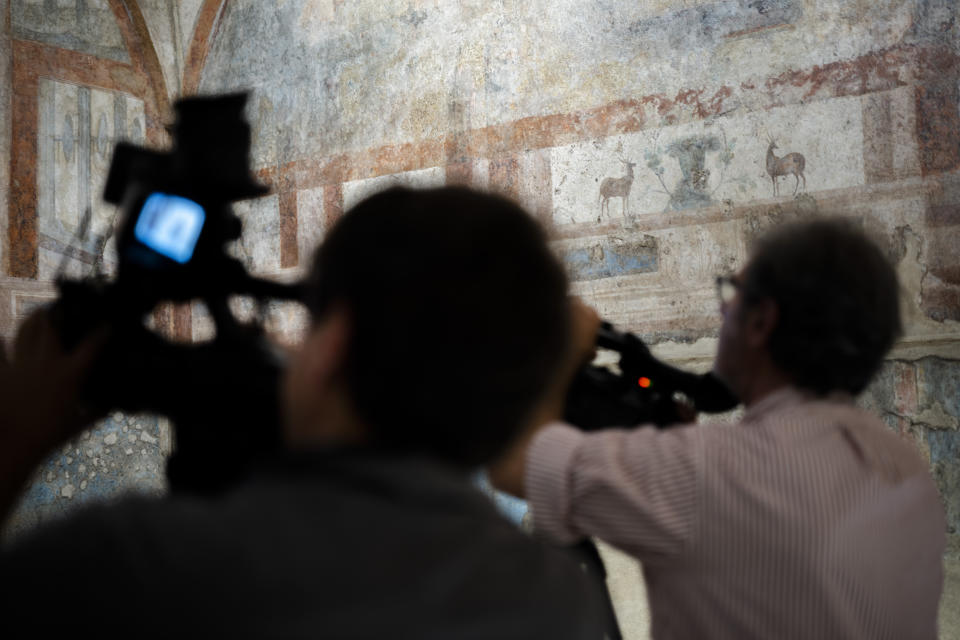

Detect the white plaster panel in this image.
[231,194,281,275]
[517,148,551,220]
[37,80,143,280]
[42,79,81,233]
[38,246,83,281]
[342,166,446,211]
[89,88,117,238]
[650,220,745,286]
[101,91,144,274]
[191,300,216,342]
[550,96,865,226]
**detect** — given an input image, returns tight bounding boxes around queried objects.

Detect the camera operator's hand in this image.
[0,308,106,522]
[488,298,600,497]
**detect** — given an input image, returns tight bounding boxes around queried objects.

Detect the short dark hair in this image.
[742,218,901,396]
[305,186,569,466]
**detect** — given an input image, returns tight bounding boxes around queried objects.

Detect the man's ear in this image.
[744,298,779,349]
[305,305,352,389]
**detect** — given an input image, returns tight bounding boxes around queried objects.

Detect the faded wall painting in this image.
[12,0,129,62]
[196,3,959,571]
[765,138,806,197]
[551,96,866,227]
[598,159,637,221]
[36,78,145,280]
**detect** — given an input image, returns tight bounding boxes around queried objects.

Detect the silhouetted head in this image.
[301,186,569,466]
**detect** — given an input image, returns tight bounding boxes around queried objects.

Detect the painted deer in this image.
[766,141,806,197]
[598,158,637,221]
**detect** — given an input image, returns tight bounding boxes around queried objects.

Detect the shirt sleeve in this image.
[525,421,704,563]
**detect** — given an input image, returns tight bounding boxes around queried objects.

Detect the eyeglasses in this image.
[715,275,741,306]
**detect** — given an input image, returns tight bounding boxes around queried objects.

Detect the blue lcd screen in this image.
[133,192,206,264]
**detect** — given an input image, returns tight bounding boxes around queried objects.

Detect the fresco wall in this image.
[197,1,960,636]
[0,0,958,637]
[198,0,960,541]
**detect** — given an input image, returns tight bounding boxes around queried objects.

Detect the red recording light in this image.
[638,377,652,388]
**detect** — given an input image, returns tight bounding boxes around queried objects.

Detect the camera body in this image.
[564,323,739,430]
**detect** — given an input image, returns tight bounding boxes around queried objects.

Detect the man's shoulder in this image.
[729,393,933,481]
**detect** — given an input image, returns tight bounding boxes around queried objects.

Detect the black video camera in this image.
[54,93,301,494]
[564,322,739,430]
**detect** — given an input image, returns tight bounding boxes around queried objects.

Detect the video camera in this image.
[565,323,739,430]
[562,323,738,640]
[54,93,302,493]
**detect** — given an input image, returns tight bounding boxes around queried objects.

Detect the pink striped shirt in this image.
[526,387,946,639]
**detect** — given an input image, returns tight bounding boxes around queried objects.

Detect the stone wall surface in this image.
[0,0,958,638]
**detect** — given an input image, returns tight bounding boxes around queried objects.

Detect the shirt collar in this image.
[742,385,856,424]
[742,386,813,423]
